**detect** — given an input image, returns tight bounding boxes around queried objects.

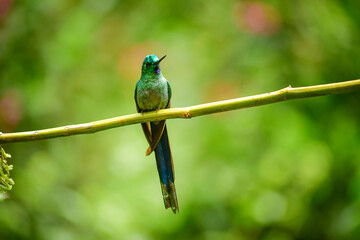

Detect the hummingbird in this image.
[134,55,179,213]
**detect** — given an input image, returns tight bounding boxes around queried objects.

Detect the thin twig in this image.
[0,79,359,143]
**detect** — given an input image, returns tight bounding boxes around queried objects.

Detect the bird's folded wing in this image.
[141,122,152,146]
[146,120,166,156]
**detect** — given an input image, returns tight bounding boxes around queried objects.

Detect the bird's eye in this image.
[154,65,159,73]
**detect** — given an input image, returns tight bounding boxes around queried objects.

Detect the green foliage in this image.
[0,146,14,194]
[0,0,360,239]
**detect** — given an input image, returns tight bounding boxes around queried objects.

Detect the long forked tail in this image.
[150,122,179,213]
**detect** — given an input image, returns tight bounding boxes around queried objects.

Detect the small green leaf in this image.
[0,146,15,194]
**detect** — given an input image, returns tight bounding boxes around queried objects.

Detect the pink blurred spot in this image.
[244,4,266,33]
[233,1,281,36]
[0,89,23,131]
[0,0,12,19]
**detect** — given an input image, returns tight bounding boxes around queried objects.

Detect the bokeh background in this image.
[1,0,360,239]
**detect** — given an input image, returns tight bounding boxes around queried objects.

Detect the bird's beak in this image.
[157,55,167,64]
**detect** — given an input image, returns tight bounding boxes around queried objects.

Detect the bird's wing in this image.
[141,123,153,147]
[146,120,165,156]
[135,82,153,146]
[166,81,172,108]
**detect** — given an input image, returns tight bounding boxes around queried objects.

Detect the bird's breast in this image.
[137,80,168,111]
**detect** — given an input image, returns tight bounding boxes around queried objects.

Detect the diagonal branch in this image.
[0,79,359,144]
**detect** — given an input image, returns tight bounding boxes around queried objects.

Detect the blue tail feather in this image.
[151,122,178,213]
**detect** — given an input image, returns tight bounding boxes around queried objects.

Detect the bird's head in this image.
[141,55,166,76]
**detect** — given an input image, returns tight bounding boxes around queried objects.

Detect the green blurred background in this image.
[1,0,360,239]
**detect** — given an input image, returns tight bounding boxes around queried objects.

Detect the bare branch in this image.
[0,79,359,144]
